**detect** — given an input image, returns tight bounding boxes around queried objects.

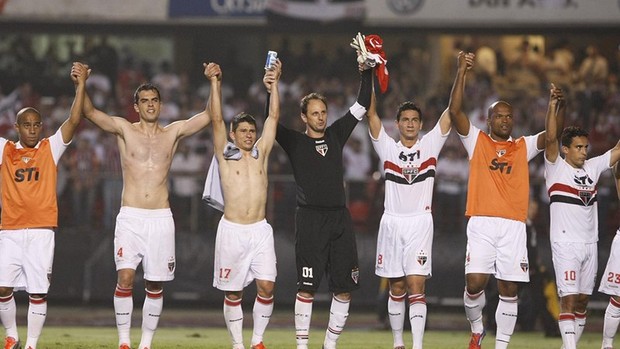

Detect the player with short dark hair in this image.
[367,51,474,349]
[544,86,620,349]
[209,59,282,349]
[80,61,218,349]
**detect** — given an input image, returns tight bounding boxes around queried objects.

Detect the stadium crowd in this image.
[0,33,618,237]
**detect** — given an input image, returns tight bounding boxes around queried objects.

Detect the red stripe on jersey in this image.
[548,183,597,196]
[611,297,620,308]
[384,158,437,174]
[0,293,13,302]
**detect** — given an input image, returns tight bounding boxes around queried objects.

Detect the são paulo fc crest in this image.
[402,166,419,184]
[496,149,506,157]
[315,144,328,157]
[578,190,594,205]
[416,251,428,266]
[351,267,359,284]
[21,156,32,163]
[168,256,176,272]
[520,260,529,273]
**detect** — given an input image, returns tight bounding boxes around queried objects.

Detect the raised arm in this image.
[175,62,220,139]
[448,51,475,136]
[367,83,381,139]
[441,52,474,135]
[82,66,126,136]
[543,83,565,162]
[209,63,227,161]
[355,68,373,113]
[61,62,88,144]
[257,59,281,156]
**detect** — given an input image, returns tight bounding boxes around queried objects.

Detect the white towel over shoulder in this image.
[202,155,224,212]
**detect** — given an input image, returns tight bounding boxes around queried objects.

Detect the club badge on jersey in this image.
[316,144,328,157]
[351,267,359,284]
[520,259,529,273]
[168,256,176,273]
[402,166,420,184]
[417,252,428,266]
[578,190,594,205]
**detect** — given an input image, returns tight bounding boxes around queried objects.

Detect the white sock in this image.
[251,295,274,346]
[295,293,313,348]
[574,311,586,344]
[138,289,163,349]
[24,296,47,349]
[463,289,485,334]
[114,285,133,346]
[224,296,244,347]
[324,296,350,348]
[602,298,620,348]
[388,292,406,348]
[558,313,576,349]
[495,295,517,349]
[0,293,18,340]
[409,294,427,349]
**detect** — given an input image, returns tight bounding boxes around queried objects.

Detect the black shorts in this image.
[295,206,360,294]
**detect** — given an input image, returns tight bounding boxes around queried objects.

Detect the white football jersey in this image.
[545,150,611,243]
[370,122,448,216]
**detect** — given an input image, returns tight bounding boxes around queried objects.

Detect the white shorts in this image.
[0,229,54,294]
[465,216,529,282]
[114,207,175,282]
[213,217,277,291]
[552,241,597,297]
[599,230,620,296]
[375,212,433,279]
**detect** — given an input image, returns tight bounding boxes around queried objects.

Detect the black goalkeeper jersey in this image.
[276,113,359,209]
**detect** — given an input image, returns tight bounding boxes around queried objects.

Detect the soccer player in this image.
[0,63,87,349]
[81,61,219,349]
[209,59,281,349]
[276,55,372,349]
[368,51,474,349]
[449,54,553,349]
[600,161,620,349]
[545,85,620,349]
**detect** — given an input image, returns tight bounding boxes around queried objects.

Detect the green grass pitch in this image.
[18,327,604,349]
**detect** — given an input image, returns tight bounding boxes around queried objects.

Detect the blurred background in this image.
[1,0,619,333]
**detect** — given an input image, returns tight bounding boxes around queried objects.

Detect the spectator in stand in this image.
[67,135,100,228]
[169,142,205,232]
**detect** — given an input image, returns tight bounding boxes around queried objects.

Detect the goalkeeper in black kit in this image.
[275,33,378,349]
